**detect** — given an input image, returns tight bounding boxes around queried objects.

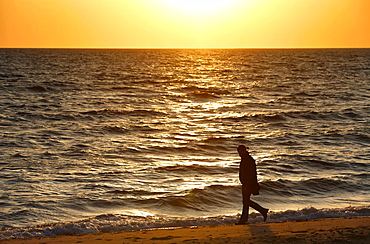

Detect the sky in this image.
[1,0,369,48]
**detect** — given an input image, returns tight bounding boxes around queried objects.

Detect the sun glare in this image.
[150,0,255,47]
[158,0,242,17]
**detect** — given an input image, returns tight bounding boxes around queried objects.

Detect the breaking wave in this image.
[1,206,369,240]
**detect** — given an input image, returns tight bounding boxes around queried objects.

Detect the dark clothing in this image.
[239,154,260,195]
[237,150,267,224]
[240,189,265,222]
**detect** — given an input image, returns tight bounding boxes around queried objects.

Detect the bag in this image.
[251,183,261,195]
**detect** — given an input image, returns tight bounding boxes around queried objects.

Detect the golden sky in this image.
[1,0,369,48]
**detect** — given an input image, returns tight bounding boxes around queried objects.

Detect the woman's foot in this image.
[262,208,269,222]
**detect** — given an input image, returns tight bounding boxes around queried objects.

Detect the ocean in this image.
[0,48,369,239]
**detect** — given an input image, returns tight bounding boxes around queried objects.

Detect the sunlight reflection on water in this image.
[0,48,369,228]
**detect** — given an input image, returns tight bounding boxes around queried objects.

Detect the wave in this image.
[27,85,51,92]
[80,109,166,118]
[1,206,369,240]
[104,175,369,212]
[222,109,364,123]
[173,86,231,95]
[223,113,286,123]
[101,125,128,134]
[169,86,232,100]
[106,189,164,196]
[15,111,78,122]
[131,177,368,209]
[188,91,220,99]
[154,165,236,175]
[147,145,204,155]
[262,177,369,197]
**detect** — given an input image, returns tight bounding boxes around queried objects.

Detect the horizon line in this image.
[1,46,370,50]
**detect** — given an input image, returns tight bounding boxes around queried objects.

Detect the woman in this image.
[236,145,268,224]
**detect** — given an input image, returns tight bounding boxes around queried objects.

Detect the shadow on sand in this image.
[247,224,277,243]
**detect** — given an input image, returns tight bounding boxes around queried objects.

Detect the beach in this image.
[1,217,369,244]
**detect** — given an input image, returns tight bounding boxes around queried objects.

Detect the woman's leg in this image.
[249,200,269,222]
[237,187,251,224]
[249,200,264,212]
[237,187,269,224]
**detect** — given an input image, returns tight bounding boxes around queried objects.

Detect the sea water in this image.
[0,48,369,239]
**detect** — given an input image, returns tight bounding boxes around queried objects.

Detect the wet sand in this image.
[1,217,369,244]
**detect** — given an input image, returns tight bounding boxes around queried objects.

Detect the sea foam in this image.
[1,206,369,240]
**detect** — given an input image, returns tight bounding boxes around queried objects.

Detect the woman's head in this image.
[237,145,249,157]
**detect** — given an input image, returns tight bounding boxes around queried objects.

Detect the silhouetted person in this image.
[236,145,268,224]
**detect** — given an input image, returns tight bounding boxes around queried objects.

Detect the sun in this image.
[158,0,242,17]
[146,0,257,47]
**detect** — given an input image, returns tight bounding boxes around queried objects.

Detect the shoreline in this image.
[1,217,369,244]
